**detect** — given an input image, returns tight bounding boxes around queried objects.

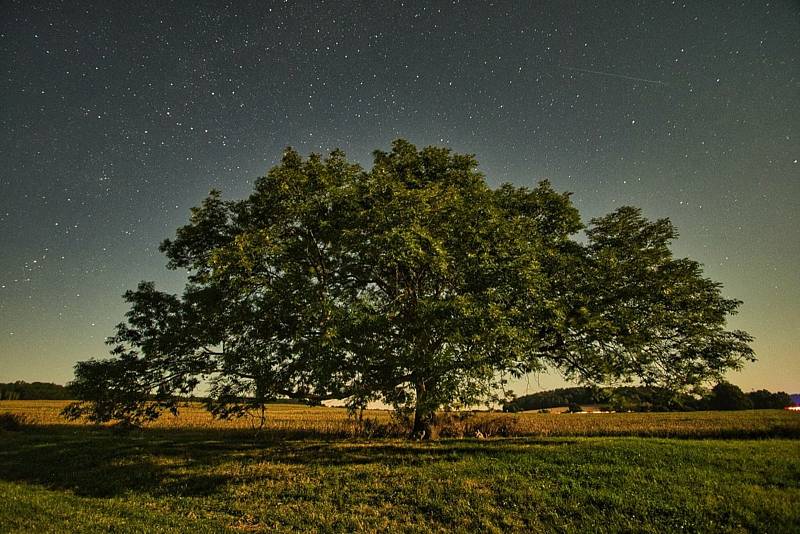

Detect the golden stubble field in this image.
[2,400,798,439]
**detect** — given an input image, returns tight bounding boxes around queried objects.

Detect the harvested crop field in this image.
[2,400,799,439]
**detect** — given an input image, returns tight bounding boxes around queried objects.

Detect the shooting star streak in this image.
[559,65,667,86]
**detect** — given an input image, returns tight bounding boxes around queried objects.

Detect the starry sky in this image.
[1,1,798,394]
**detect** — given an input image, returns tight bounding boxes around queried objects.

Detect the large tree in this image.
[330,141,583,436]
[64,140,754,437]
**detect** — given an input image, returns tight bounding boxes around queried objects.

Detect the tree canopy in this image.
[64,140,755,437]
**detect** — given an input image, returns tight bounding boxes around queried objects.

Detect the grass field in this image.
[1,402,799,532]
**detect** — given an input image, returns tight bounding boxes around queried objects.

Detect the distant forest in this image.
[0,381,73,400]
[503,384,795,412]
[1,380,794,411]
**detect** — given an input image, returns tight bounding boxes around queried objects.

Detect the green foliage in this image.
[65,140,754,437]
[505,384,791,413]
[708,382,753,411]
[333,141,584,436]
[747,389,793,409]
[503,387,598,412]
[540,207,754,388]
[62,354,184,426]
[567,403,584,413]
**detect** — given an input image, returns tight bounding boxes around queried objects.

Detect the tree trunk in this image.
[411,381,438,440]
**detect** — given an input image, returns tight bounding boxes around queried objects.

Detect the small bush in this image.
[437,413,521,438]
[466,416,521,438]
[0,412,29,431]
[436,412,470,438]
[356,417,407,438]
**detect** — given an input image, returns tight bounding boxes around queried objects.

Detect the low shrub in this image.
[465,416,521,438]
[437,413,521,438]
[355,417,408,438]
[0,412,29,431]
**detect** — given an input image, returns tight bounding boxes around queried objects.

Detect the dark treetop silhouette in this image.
[64,140,754,438]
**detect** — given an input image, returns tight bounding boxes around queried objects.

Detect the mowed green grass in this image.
[1,423,799,533]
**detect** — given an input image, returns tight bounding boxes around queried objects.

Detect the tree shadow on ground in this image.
[0,425,576,498]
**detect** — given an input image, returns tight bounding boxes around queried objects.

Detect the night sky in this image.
[1,1,798,393]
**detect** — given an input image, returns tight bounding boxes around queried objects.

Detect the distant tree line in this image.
[503,382,793,412]
[0,381,73,400]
